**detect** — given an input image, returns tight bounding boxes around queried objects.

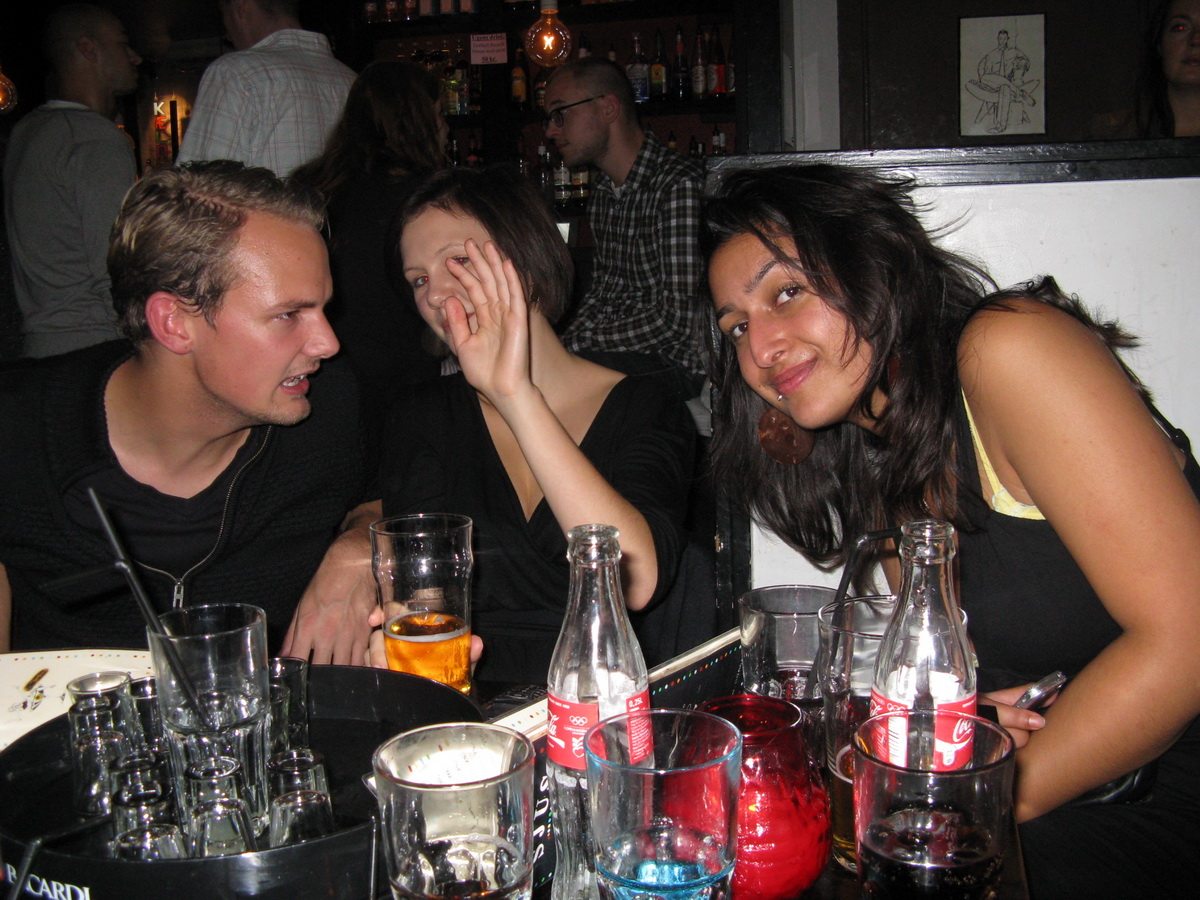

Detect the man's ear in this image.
[144,291,200,355]
[75,34,100,66]
[597,92,621,124]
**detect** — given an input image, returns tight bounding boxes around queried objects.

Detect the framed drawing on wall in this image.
[960,14,1046,137]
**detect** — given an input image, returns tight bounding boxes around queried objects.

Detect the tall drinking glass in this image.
[817,593,896,872]
[854,710,1015,898]
[373,722,535,900]
[147,603,270,834]
[370,514,474,694]
[585,708,742,900]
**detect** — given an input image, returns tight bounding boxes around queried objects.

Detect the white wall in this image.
[752,175,1200,587]
[782,0,840,151]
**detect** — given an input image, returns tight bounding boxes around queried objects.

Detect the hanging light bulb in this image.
[0,62,18,114]
[525,1,573,69]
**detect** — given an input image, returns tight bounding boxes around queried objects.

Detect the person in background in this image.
[543,57,706,400]
[177,0,355,176]
[1137,0,1200,136]
[290,60,448,442]
[704,164,1200,898]
[286,167,695,685]
[0,161,373,655]
[3,2,140,358]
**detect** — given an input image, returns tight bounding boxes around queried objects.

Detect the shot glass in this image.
[190,796,257,857]
[370,514,474,694]
[854,710,1015,897]
[111,824,187,861]
[129,676,168,754]
[585,708,742,900]
[268,789,336,847]
[268,657,310,752]
[67,671,142,748]
[817,593,896,872]
[268,747,329,800]
[373,721,535,900]
[112,782,175,835]
[147,603,270,834]
[71,726,129,816]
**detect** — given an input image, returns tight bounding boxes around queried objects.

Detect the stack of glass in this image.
[65,604,335,861]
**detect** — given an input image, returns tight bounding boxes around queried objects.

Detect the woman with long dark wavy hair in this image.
[705,163,1200,896]
[291,60,450,438]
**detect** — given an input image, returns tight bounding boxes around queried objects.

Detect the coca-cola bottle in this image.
[869,519,976,770]
[546,524,650,900]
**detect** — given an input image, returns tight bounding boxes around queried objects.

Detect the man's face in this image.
[185,211,339,430]
[543,75,608,169]
[94,16,141,96]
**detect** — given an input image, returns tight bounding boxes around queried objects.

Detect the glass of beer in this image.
[817,593,896,873]
[370,514,474,694]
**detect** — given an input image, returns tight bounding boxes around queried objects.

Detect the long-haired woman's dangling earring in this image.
[757,398,814,465]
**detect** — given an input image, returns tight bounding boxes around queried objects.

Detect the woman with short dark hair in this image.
[370,167,695,685]
[704,162,1200,897]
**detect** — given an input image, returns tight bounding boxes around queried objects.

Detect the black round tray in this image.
[0,665,481,899]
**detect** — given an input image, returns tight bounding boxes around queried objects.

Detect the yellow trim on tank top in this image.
[962,393,1046,521]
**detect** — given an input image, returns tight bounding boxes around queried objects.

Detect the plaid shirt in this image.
[177,30,355,177]
[562,132,705,377]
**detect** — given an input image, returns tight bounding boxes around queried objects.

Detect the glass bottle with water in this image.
[870,519,977,770]
[546,524,650,900]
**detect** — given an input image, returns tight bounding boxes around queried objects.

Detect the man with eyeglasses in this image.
[544,58,705,398]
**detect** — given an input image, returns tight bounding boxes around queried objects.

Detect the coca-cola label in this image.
[868,690,977,770]
[545,691,652,770]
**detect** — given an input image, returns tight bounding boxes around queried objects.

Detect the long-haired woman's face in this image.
[1162,0,1200,89]
[710,231,876,431]
[400,206,493,340]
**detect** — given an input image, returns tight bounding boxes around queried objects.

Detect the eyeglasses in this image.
[543,95,602,129]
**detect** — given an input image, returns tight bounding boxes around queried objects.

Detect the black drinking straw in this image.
[832,527,903,606]
[86,488,216,731]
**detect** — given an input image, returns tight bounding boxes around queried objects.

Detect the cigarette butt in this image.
[23,668,49,693]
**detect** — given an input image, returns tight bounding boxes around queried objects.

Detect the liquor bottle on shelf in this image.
[452,40,469,115]
[607,43,617,63]
[418,0,434,17]
[363,1,380,23]
[570,165,589,204]
[511,45,530,108]
[706,26,727,97]
[690,28,707,100]
[649,29,667,101]
[383,1,400,23]
[534,143,554,204]
[533,67,549,113]
[710,124,723,157]
[553,151,571,210]
[577,32,591,59]
[546,525,650,900]
[666,130,677,152]
[626,33,649,104]
[441,50,463,116]
[671,25,689,102]
[720,31,729,93]
[870,519,977,771]
[447,137,461,167]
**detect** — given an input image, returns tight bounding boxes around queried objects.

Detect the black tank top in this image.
[954,392,1200,694]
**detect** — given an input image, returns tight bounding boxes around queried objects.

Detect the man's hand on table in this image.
[281,502,379,666]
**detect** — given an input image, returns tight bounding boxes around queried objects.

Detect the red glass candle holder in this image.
[700,693,832,899]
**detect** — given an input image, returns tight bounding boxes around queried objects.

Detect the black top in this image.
[379,370,696,684]
[954,393,1200,898]
[0,341,372,651]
